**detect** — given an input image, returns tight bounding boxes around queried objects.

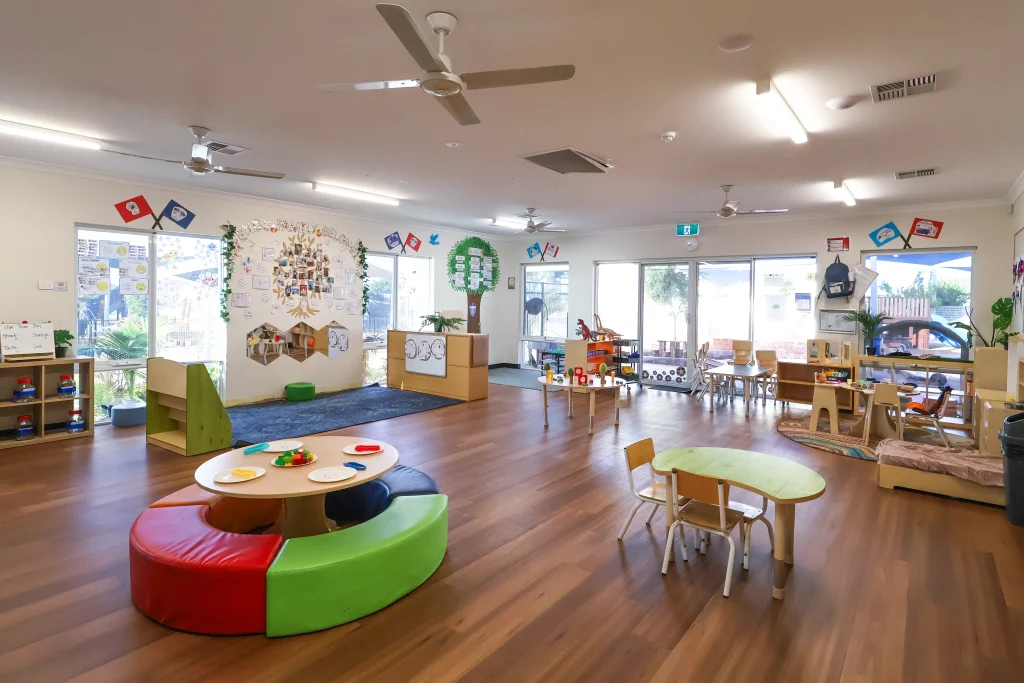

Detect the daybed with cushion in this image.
[876,439,1004,505]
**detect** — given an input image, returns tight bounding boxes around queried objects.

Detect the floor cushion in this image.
[876,439,1004,487]
[266,494,448,637]
[129,505,283,635]
[150,484,222,509]
[285,382,315,402]
[323,464,440,525]
[111,401,147,427]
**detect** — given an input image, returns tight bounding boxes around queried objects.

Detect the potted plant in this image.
[53,329,74,358]
[420,312,465,333]
[951,298,1017,349]
[842,310,889,355]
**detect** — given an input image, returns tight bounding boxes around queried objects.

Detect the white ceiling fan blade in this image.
[537,227,565,232]
[104,150,183,164]
[214,166,285,179]
[435,93,481,125]
[725,200,739,210]
[317,79,418,92]
[376,4,447,72]
[735,209,789,215]
[533,221,552,230]
[461,65,576,90]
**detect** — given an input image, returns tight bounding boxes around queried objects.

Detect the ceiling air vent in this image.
[205,141,248,155]
[870,74,937,103]
[521,147,613,174]
[895,168,936,180]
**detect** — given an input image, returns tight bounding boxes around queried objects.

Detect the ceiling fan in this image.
[697,185,789,218]
[317,4,576,125]
[514,208,565,234]
[107,126,285,179]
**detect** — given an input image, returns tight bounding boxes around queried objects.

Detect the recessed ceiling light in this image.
[0,118,102,150]
[718,34,754,52]
[754,79,808,144]
[826,95,861,110]
[445,141,463,148]
[312,182,400,206]
[834,180,856,206]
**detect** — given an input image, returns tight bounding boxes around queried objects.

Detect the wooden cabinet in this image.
[0,357,94,449]
[564,339,614,376]
[974,389,1019,454]
[386,331,488,401]
[776,361,854,410]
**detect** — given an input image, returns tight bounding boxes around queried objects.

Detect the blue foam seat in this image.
[324,464,440,525]
[112,401,147,428]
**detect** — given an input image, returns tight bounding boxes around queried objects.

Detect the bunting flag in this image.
[160,200,196,229]
[114,195,153,223]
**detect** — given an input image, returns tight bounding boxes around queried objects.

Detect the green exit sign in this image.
[676,223,700,236]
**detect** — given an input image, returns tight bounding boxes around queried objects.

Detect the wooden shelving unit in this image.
[776,361,855,410]
[146,358,232,457]
[0,357,94,449]
[856,355,975,433]
[565,339,615,376]
[610,339,642,390]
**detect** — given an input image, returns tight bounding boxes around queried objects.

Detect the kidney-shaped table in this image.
[652,447,826,600]
[195,435,398,539]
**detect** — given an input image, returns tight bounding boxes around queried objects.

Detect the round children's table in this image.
[538,375,627,435]
[195,436,398,539]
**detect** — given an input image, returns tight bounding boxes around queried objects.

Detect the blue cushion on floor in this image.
[111,401,147,428]
[324,464,440,525]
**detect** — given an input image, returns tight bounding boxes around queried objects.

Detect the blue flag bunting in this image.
[161,200,196,229]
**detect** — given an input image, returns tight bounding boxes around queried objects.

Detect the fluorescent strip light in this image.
[311,182,399,206]
[754,80,808,144]
[0,119,102,150]
[491,218,525,229]
[834,180,856,206]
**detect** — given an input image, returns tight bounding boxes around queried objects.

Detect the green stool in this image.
[285,382,315,402]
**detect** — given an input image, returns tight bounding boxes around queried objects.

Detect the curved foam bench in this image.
[323,464,440,525]
[266,493,448,637]
[150,484,283,534]
[129,505,283,635]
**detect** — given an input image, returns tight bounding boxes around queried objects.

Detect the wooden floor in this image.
[2,384,1023,683]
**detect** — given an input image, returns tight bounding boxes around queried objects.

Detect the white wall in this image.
[0,161,517,404]
[496,204,1014,363]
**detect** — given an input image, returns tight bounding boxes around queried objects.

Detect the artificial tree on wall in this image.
[447,236,499,333]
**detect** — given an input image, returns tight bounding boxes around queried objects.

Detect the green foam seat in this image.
[285,382,315,402]
[265,493,448,637]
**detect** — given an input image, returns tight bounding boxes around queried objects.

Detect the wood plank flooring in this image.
[1,384,1022,682]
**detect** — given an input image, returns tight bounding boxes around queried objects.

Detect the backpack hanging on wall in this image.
[821,255,854,299]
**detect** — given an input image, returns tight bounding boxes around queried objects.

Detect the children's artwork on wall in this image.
[243,310,254,319]
[261,293,271,304]
[262,247,277,261]
[119,277,149,295]
[252,275,270,290]
[230,292,251,307]
[242,256,255,273]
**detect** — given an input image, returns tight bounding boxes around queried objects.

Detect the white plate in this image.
[214,466,266,484]
[264,439,304,452]
[343,443,383,456]
[308,466,358,483]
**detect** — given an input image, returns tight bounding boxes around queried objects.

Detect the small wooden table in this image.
[194,436,398,539]
[652,447,826,600]
[538,375,627,435]
[706,364,773,415]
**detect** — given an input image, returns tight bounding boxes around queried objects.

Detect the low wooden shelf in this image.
[776,361,855,410]
[0,356,94,449]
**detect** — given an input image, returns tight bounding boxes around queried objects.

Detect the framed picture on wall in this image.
[507,276,516,290]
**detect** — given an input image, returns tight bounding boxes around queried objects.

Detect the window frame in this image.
[520,261,570,340]
[362,251,433,350]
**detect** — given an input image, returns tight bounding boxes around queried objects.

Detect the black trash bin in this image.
[997,411,1024,526]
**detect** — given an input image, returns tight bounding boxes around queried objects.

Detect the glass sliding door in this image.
[752,256,817,361]
[519,263,569,368]
[640,263,691,385]
[697,261,752,363]
[361,253,433,384]
[595,262,639,340]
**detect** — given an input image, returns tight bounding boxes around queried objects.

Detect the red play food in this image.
[354,444,381,452]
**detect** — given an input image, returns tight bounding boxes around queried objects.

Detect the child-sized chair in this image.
[810,383,839,435]
[862,383,904,444]
[903,385,954,447]
[618,438,675,540]
[754,349,778,405]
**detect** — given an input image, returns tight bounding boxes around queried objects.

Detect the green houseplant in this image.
[420,312,466,333]
[951,298,1017,349]
[53,329,74,358]
[842,310,889,355]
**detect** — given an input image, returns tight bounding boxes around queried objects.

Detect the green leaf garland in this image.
[220,222,237,322]
[358,240,369,315]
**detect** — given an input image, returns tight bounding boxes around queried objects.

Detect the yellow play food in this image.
[231,468,257,479]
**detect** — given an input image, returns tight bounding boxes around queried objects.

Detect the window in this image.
[697,261,751,362]
[76,227,224,423]
[595,262,639,340]
[361,253,433,384]
[753,256,817,361]
[523,264,569,337]
[864,250,973,358]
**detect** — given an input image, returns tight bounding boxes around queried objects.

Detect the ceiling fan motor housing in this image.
[419,72,463,96]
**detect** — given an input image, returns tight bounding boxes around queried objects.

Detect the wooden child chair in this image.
[903,386,954,447]
[810,383,839,435]
[618,438,675,540]
[690,342,711,400]
[862,383,903,444]
[754,349,778,405]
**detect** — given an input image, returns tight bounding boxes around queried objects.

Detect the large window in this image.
[76,227,224,423]
[361,253,433,384]
[753,257,817,361]
[595,262,639,340]
[522,264,569,337]
[864,250,972,358]
[697,261,752,362]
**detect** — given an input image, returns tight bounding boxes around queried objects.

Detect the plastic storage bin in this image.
[997,411,1024,527]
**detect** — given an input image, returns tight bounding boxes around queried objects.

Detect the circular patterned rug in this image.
[777,413,974,461]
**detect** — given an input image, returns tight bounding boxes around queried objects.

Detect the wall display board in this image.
[405,332,447,377]
[447,237,499,333]
[818,310,857,334]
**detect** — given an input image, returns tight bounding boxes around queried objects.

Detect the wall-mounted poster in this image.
[99,240,130,259]
[252,275,271,290]
[119,260,149,277]
[230,292,252,308]
[404,332,447,377]
[119,277,149,295]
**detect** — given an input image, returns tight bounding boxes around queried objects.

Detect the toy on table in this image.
[575,319,593,341]
[573,366,584,381]
[598,362,608,384]
[272,448,318,467]
[567,367,575,383]
[553,374,565,382]
[578,374,589,386]
[544,362,554,383]
[352,444,381,453]
[243,442,270,454]
[343,461,367,471]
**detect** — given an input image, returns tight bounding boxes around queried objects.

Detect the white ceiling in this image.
[0,0,1021,234]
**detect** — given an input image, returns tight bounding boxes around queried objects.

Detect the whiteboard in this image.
[1,322,55,358]
[405,333,447,377]
[818,310,857,334]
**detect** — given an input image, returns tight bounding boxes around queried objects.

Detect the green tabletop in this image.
[652,447,826,504]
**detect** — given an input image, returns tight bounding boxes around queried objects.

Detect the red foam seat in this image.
[129,505,283,635]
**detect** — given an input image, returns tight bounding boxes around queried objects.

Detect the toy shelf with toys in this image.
[611,339,641,390]
[565,339,614,377]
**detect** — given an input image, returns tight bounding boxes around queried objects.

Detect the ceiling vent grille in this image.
[205,141,248,155]
[895,168,936,180]
[870,74,937,103]
[521,147,614,174]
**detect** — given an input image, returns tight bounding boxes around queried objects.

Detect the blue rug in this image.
[228,384,463,446]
